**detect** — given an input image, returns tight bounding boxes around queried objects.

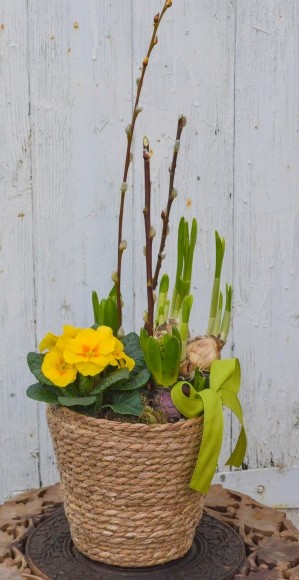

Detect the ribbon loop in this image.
[171,358,247,494]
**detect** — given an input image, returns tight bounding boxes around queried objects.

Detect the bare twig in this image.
[143,137,154,336]
[116,0,173,327]
[152,114,186,290]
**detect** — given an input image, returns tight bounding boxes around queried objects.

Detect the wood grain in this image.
[0,0,298,520]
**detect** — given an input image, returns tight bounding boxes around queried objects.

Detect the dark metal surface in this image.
[25,507,245,579]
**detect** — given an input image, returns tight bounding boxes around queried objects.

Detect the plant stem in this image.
[143,137,154,336]
[153,114,186,290]
[116,1,172,327]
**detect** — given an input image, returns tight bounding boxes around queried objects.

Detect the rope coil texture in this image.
[47,405,205,567]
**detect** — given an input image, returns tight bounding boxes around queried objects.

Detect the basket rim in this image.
[47,404,203,432]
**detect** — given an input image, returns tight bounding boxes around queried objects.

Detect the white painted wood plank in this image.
[233,1,299,471]
[131,0,236,466]
[0,1,40,499]
[213,466,299,509]
[28,0,133,486]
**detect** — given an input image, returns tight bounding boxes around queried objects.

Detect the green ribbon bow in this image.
[171,358,247,494]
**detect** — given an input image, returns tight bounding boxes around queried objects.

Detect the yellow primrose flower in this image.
[39,332,58,353]
[113,338,135,372]
[56,325,82,350]
[42,347,77,387]
[63,326,117,376]
[39,325,81,353]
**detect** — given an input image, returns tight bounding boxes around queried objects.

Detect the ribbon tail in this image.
[189,390,224,494]
[220,389,247,467]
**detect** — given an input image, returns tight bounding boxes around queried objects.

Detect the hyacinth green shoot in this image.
[179,294,193,362]
[206,231,225,336]
[220,284,232,342]
[155,273,169,326]
[170,217,197,320]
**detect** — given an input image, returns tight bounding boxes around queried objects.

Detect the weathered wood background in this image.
[0,0,298,514]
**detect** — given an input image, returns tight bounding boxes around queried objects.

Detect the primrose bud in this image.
[125,124,132,136]
[111,271,118,283]
[150,227,156,238]
[120,182,127,193]
[171,188,178,199]
[174,140,180,152]
[143,246,147,256]
[136,103,143,113]
[119,240,127,251]
[143,56,149,67]
[117,326,125,338]
[180,114,187,127]
[143,311,148,323]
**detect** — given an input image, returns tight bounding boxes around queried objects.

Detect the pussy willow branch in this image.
[152,114,186,290]
[143,137,154,336]
[116,0,173,328]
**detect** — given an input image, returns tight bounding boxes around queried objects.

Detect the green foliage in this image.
[140,327,181,388]
[26,383,59,403]
[92,286,119,335]
[26,332,149,417]
[104,390,143,416]
[27,353,56,387]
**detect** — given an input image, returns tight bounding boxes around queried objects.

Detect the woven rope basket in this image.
[47,405,205,567]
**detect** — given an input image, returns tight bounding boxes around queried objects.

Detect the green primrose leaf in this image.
[26,383,59,404]
[104,390,143,416]
[91,368,130,395]
[27,352,57,387]
[58,395,96,407]
[122,332,147,375]
[113,368,150,391]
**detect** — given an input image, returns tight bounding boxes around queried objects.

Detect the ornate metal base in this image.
[24,507,245,579]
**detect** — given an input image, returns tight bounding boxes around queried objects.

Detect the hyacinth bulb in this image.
[152,387,182,422]
[180,336,222,378]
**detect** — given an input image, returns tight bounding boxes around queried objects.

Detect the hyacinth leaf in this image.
[104,390,143,416]
[162,336,181,386]
[91,368,130,395]
[27,352,57,387]
[212,291,223,337]
[193,368,206,393]
[207,231,226,336]
[58,395,96,407]
[155,274,169,326]
[147,337,163,385]
[220,284,233,342]
[104,296,118,336]
[113,368,150,391]
[92,290,101,325]
[171,358,247,494]
[26,383,59,404]
[184,218,197,292]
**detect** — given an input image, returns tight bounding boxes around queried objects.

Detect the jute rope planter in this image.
[47,405,205,567]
